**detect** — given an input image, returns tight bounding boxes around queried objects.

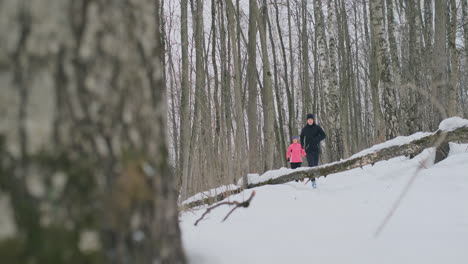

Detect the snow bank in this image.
[449,142,468,155]
[182,184,240,205]
[349,132,433,159]
[181,148,468,264]
[439,116,468,131]
[351,117,468,159]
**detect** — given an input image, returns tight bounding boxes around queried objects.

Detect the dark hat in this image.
[306,113,314,120]
[292,136,299,140]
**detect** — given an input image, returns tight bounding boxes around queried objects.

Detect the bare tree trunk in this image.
[180,0,192,200]
[247,0,258,173]
[202,0,215,189]
[327,0,346,160]
[287,0,297,128]
[218,0,234,183]
[258,0,275,171]
[386,0,404,132]
[338,0,355,155]
[274,0,295,140]
[0,0,186,263]
[211,0,221,168]
[187,0,209,195]
[400,0,422,134]
[463,0,468,117]
[463,0,468,68]
[386,0,400,83]
[335,1,352,157]
[268,4,287,168]
[352,0,365,150]
[361,0,372,144]
[226,0,248,187]
[448,0,458,117]
[153,1,187,260]
[314,0,330,111]
[432,0,448,125]
[301,0,313,117]
[422,0,434,129]
[314,0,343,161]
[368,0,385,142]
[370,0,399,140]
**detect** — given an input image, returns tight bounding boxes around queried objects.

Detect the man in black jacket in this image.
[300,114,326,188]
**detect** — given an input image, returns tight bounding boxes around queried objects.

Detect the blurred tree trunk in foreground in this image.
[0,0,185,263]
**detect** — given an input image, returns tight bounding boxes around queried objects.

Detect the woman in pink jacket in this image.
[286,136,306,169]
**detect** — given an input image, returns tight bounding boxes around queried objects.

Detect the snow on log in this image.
[180,185,243,210]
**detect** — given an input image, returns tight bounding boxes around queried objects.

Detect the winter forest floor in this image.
[180,143,468,264]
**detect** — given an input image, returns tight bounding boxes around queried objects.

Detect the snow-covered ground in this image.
[180,143,468,264]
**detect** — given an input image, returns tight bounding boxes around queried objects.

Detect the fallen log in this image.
[179,187,243,211]
[181,125,468,210]
[248,126,468,188]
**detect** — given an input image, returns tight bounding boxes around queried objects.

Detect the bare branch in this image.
[194,191,256,226]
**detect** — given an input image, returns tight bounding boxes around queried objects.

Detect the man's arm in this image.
[300,128,305,147]
[318,125,327,141]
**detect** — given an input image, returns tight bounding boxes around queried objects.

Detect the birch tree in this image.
[326,0,344,160]
[370,0,399,140]
[301,0,313,117]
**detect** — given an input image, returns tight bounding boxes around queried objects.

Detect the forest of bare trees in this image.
[1,0,468,263]
[164,0,468,199]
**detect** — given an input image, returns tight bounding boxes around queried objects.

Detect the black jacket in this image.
[300,123,327,153]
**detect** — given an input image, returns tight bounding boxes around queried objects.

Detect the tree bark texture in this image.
[0,1,185,263]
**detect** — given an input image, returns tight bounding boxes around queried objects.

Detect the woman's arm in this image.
[286,145,292,158]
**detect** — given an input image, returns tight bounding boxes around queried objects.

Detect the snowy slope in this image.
[180,144,468,264]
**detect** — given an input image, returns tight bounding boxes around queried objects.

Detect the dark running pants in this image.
[290,162,302,169]
[306,152,319,182]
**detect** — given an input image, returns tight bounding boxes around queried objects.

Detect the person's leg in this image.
[291,162,301,181]
[310,151,320,187]
[291,162,301,169]
[312,152,319,167]
[307,152,319,167]
[306,153,317,184]
[306,153,314,167]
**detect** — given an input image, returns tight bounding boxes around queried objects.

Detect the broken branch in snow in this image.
[194,191,256,226]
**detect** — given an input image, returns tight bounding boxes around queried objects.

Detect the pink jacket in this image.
[286,143,306,163]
